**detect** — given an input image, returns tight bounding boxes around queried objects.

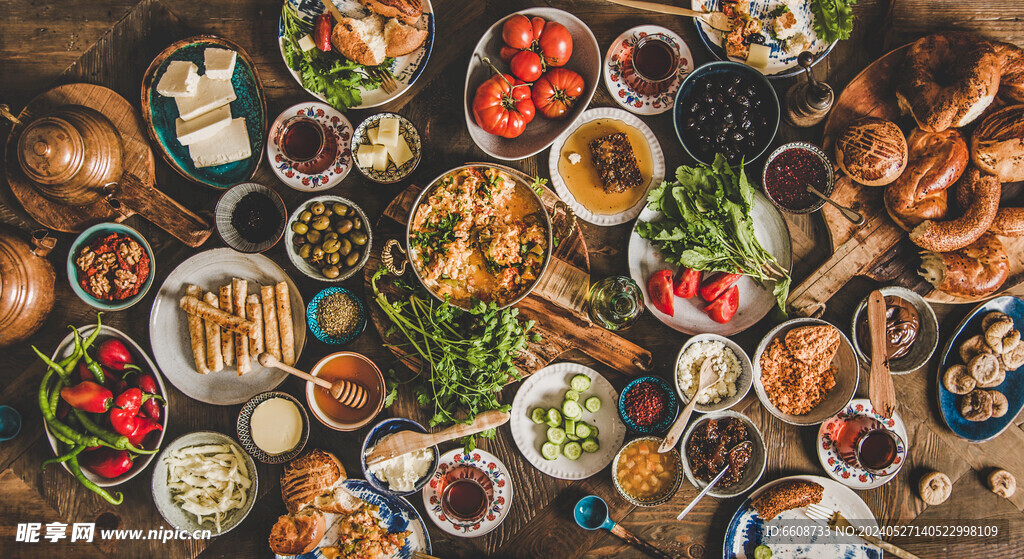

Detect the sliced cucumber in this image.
[581,438,599,453]
[584,396,601,413]
[565,419,576,438]
[753,545,772,559]
[562,400,583,420]
[547,408,562,425]
[589,424,599,437]
[546,426,567,445]
[566,433,580,442]
[531,407,547,424]
[570,374,592,392]
[564,389,580,402]
[575,422,592,439]
[563,441,583,460]
[541,442,561,461]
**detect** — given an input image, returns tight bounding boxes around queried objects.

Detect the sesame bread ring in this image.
[985,319,1021,354]
[992,40,1024,104]
[909,167,1001,252]
[989,207,1024,237]
[896,32,1001,132]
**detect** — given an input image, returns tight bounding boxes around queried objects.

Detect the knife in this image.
[606,0,732,31]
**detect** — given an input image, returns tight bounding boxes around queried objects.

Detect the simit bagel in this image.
[992,40,1024,103]
[991,207,1024,237]
[919,232,1009,298]
[896,32,1001,132]
[909,167,1000,252]
[884,128,968,230]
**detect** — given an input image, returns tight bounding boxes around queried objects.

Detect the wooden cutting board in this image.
[788,44,1024,317]
[363,173,653,377]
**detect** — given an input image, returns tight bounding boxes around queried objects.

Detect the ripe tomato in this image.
[472,73,535,139]
[673,267,701,299]
[510,50,544,82]
[647,270,675,316]
[699,272,742,302]
[536,21,573,67]
[532,68,584,119]
[499,15,573,68]
[502,14,536,50]
[705,285,739,323]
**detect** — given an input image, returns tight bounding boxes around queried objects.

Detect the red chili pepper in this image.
[126,417,162,448]
[647,270,675,316]
[60,381,113,414]
[314,13,333,52]
[699,272,743,302]
[96,338,133,371]
[79,448,134,479]
[673,267,702,299]
[109,388,156,437]
[705,285,740,324]
[56,399,70,421]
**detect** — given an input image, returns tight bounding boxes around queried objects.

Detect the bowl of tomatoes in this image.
[464,7,600,161]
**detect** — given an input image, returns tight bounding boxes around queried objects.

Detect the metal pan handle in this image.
[382,239,408,275]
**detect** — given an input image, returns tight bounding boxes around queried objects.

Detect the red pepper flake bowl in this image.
[761,142,835,215]
[67,222,156,311]
[617,375,679,435]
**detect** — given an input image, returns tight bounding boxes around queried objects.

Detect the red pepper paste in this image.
[624,381,667,427]
[75,233,150,301]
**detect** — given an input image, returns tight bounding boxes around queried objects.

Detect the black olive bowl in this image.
[673,61,780,167]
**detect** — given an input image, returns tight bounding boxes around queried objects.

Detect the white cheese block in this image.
[204,48,237,81]
[188,118,251,168]
[175,75,236,121]
[175,105,232,146]
[746,44,770,71]
[156,61,200,98]
[370,144,389,171]
[355,144,376,168]
[298,34,316,52]
[385,134,414,167]
[366,125,379,145]
[376,117,400,149]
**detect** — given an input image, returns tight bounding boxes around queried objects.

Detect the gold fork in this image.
[805,503,922,559]
[370,67,399,94]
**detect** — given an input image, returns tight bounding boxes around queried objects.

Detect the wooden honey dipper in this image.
[258,353,367,408]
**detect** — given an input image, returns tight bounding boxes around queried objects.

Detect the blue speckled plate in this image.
[306,286,367,345]
[723,475,882,559]
[937,295,1024,442]
[142,35,266,189]
[276,479,431,559]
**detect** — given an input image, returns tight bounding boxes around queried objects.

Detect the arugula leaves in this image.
[810,0,856,43]
[281,4,393,111]
[636,154,791,314]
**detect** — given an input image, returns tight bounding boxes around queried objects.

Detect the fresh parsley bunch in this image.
[811,0,856,43]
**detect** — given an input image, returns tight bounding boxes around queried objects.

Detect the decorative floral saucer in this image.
[603,25,693,116]
[422,448,513,538]
[266,102,353,192]
[817,398,908,490]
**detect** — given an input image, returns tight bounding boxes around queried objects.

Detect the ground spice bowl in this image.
[306,286,367,345]
[617,375,679,435]
[214,182,287,253]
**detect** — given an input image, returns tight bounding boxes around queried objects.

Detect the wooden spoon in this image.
[605,0,732,31]
[659,358,718,453]
[866,290,897,418]
[364,410,510,466]
[258,353,367,409]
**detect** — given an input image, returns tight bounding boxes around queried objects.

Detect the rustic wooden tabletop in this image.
[2,0,1024,558]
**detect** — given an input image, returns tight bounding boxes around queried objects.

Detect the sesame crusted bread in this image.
[752,479,824,521]
[281,449,349,514]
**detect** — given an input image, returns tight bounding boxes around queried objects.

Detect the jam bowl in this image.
[680,410,767,498]
[761,142,835,215]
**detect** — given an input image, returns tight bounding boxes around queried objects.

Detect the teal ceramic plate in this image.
[141,35,267,189]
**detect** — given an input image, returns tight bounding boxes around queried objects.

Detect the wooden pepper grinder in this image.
[784,51,834,127]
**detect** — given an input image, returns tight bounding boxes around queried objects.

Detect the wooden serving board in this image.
[363,179,654,378]
[788,44,1024,317]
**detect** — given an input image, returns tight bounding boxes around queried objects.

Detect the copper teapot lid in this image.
[18,116,86,185]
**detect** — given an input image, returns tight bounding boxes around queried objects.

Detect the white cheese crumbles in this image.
[366,446,434,492]
[676,340,742,405]
[567,152,582,165]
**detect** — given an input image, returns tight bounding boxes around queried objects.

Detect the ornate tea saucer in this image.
[603,25,693,116]
[266,102,352,192]
[422,448,513,538]
[817,398,908,489]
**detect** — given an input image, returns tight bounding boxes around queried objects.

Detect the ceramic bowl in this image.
[850,287,939,375]
[752,318,860,426]
[611,436,683,507]
[351,113,422,183]
[672,61,780,166]
[674,334,753,413]
[761,142,835,215]
[306,287,367,345]
[305,352,385,431]
[617,376,679,435]
[67,222,155,311]
[360,417,440,496]
[151,431,258,535]
[214,182,287,253]
[0,405,22,441]
[285,195,372,282]
[236,391,309,464]
[680,410,767,498]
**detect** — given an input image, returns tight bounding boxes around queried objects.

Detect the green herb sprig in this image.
[810,0,856,43]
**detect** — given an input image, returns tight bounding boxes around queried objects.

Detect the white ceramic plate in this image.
[627,191,792,336]
[817,399,908,490]
[148,248,305,405]
[266,102,353,192]
[278,0,434,109]
[723,475,881,558]
[603,25,694,115]
[422,448,512,538]
[691,0,836,78]
[510,362,627,480]
[547,107,664,226]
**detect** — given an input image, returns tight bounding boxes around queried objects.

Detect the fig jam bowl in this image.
[761,142,835,215]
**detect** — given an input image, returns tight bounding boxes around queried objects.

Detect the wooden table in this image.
[2,0,1024,557]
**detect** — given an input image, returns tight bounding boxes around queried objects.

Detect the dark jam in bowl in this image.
[764,146,831,212]
[685,417,751,487]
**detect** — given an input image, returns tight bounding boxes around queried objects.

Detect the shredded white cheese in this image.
[164,444,251,533]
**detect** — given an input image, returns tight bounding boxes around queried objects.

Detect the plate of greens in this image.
[278,0,434,111]
[628,154,792,335]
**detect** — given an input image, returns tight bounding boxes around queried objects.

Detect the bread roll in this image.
[971,104,1024,182]
[919,232,1009,298]
[992,40,1024,103]
[884,128,968,230]
[281,449,347,514]
[384,17,428,57]
[360,0,422,25]
[185,285,210,374]
[268,510,325,555]
[835,117,908,186]
[331,15,386,66]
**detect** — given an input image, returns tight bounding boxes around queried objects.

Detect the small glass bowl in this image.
[306,287,367,345]
[761,142,835,215]
[617,376,679,435]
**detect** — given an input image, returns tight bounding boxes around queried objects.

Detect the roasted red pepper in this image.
[79,448,133,479]
[705,285,740,324]
[673,267,702,299]
[109,388,157,438]
[647,270,675,316]
[96,338,133,371]
[60,381,113,414]
[126,417,162,448]
[700,272,743,302]
[314,13,333,52]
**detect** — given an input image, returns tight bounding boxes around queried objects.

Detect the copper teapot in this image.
[0,226,56,347]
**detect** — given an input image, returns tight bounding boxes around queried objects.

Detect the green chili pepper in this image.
[79,344,105,384]
[70,409,157,455]
[82,312,103,349]
[33,346,70,384]
[67,456,123,505]
[42,444,86,470]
